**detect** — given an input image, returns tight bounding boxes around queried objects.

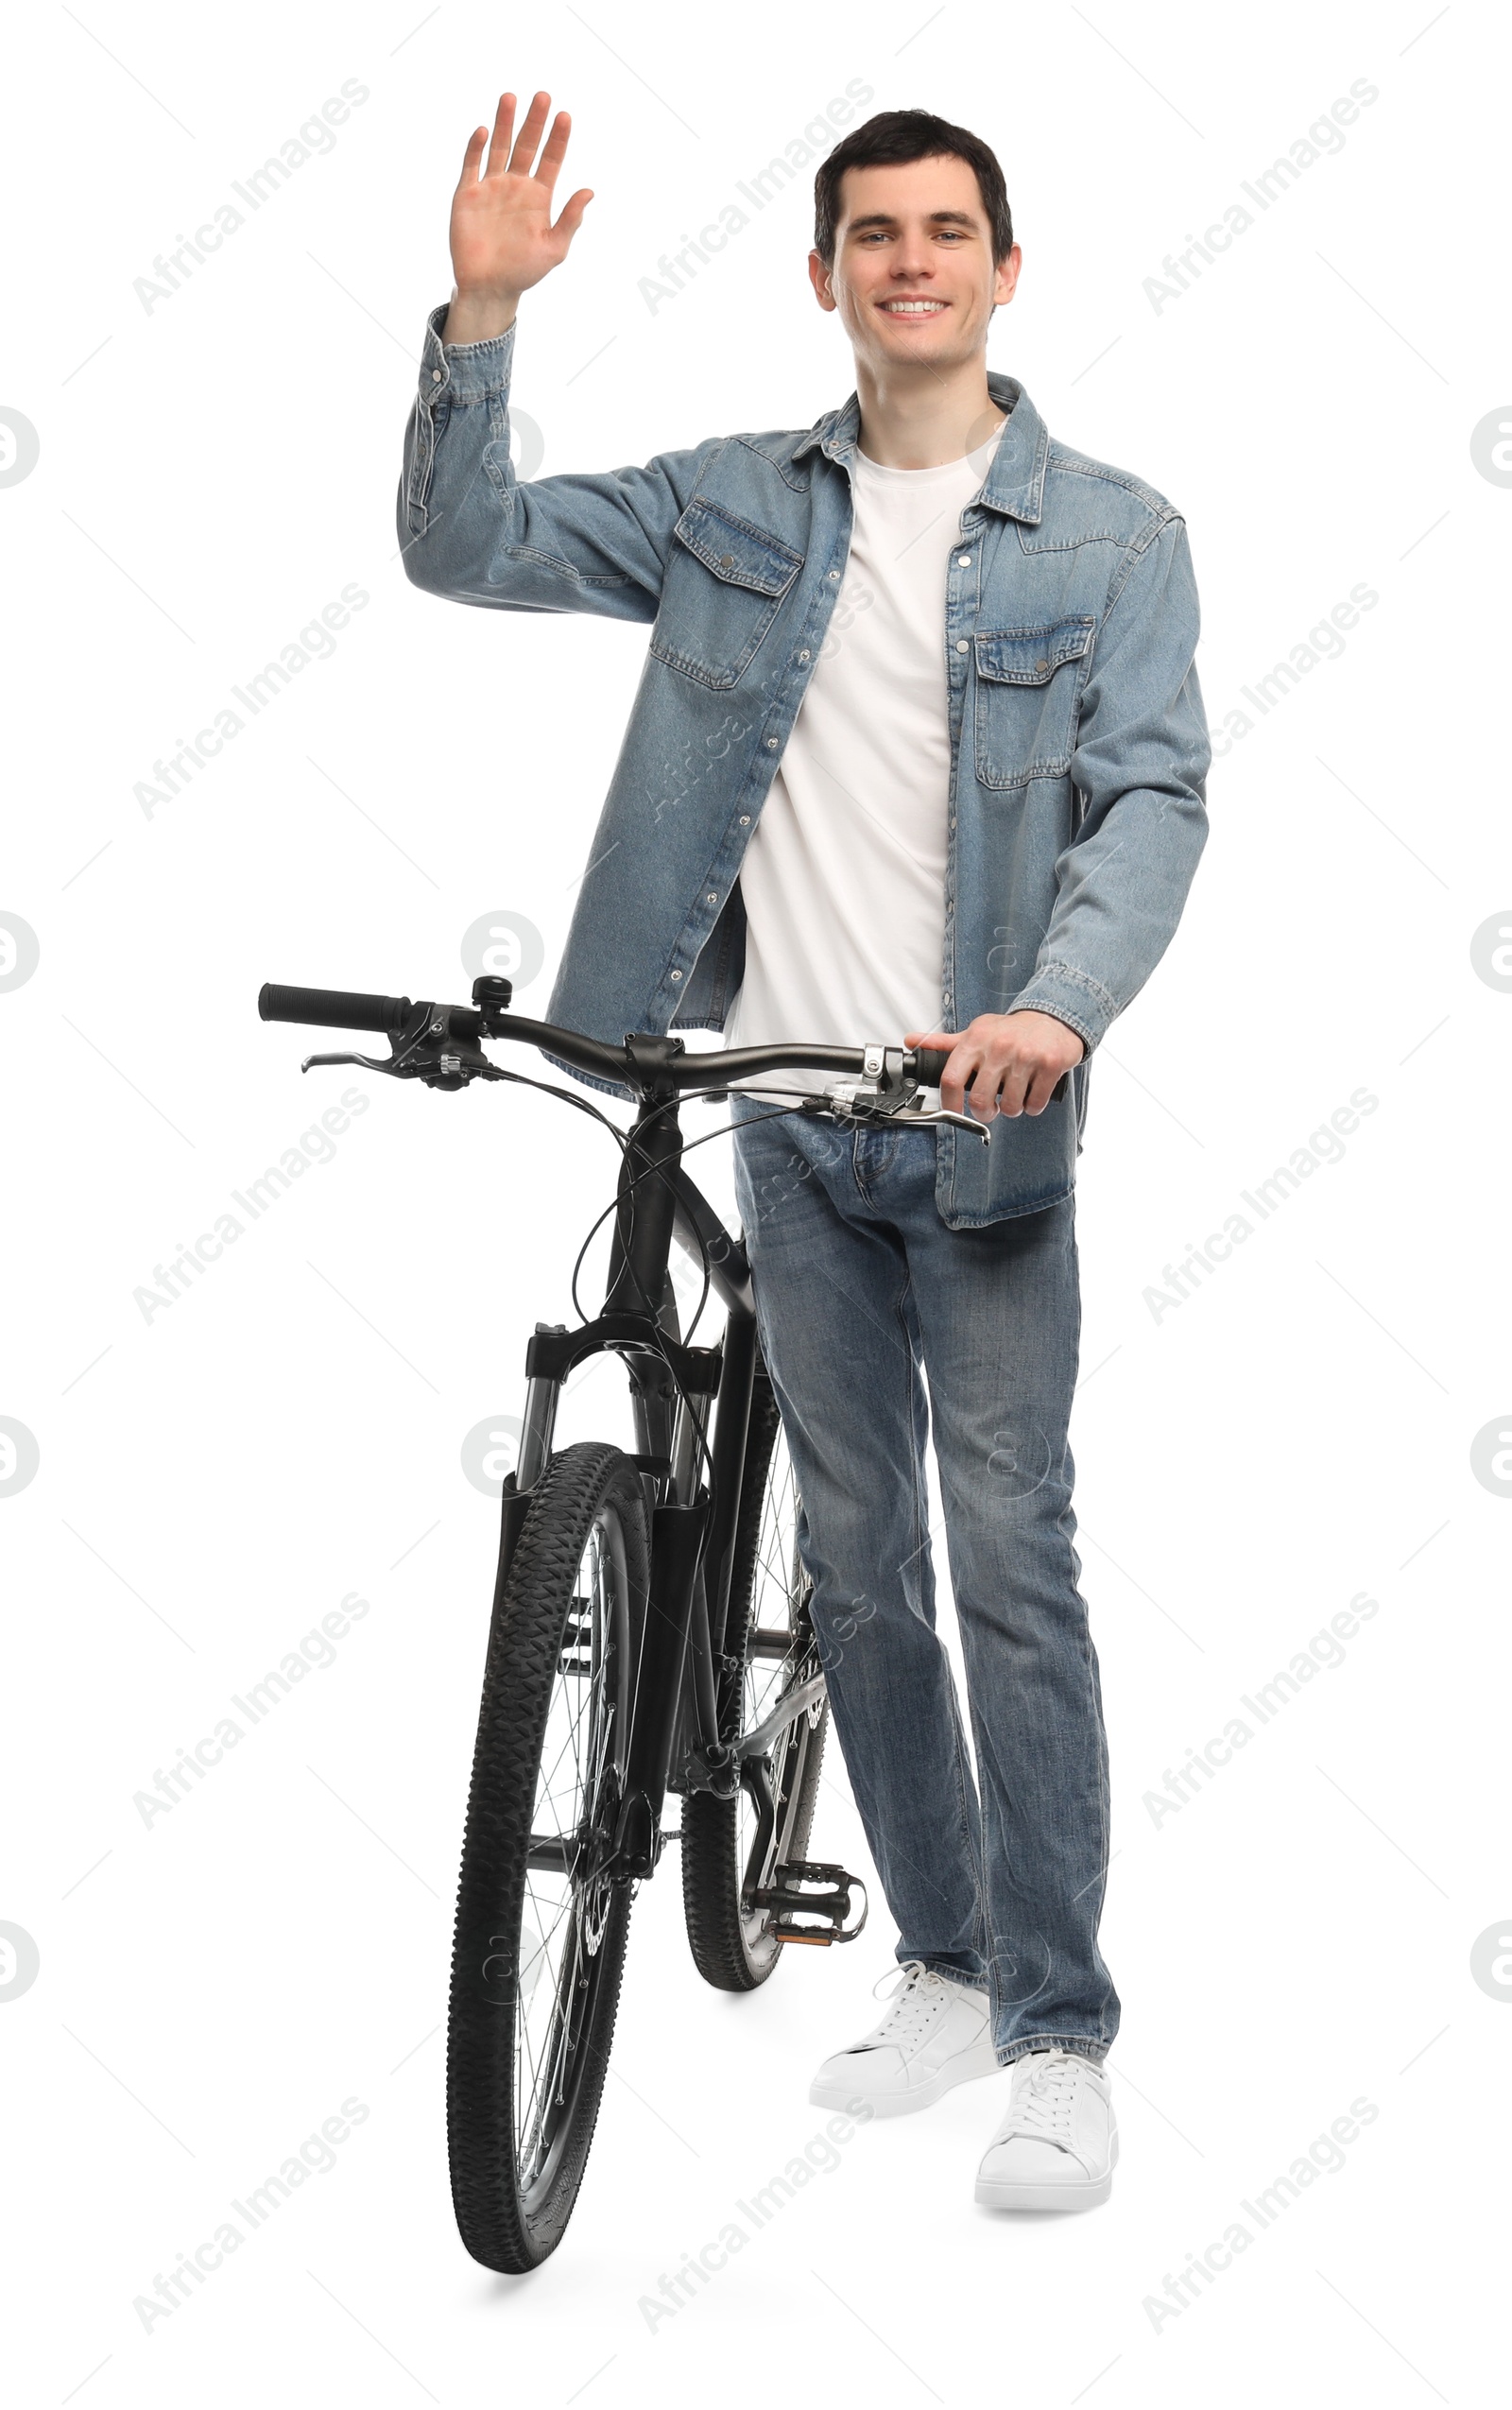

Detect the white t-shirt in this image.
[722,416,1005,1096]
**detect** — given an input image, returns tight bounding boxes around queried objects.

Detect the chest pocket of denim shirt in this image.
[650,497,803,691]
[972,616,1097,789]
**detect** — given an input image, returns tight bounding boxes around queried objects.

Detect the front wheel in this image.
[680,1357,828,1989]
[447,1442,648,2273]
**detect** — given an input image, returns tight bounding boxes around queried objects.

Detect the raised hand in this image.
[442,91,593,344]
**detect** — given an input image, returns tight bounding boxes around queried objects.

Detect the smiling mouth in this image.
[879,298,949,316]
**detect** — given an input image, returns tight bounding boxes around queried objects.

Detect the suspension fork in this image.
[512,1076,685,1499]
[660,1299,759,1800]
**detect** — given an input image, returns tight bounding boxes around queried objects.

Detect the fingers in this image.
[997,1059,1034,1116]
[909,1022,1074,1119]
[957,1044,1024,1121]
[906,1026,988,1118]
[457,122,490,187]
[483,92,516,177]
[996,1053,1067,1116]
[941,1042,986,1121]
[1023,1061,1063,1114]
[968,1059,1005,1121]
[507,88,552,176]
[552,186,594,241]
[911,1022,964,1111]
[536,107,574,186]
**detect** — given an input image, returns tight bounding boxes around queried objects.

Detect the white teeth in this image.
[884,301,945,314]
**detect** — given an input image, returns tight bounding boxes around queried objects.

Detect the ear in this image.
[992,243,1022,309]
[808,249,838,314]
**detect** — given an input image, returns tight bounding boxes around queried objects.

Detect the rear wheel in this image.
[681,1358,828,1989]
[447,1442,648,2273]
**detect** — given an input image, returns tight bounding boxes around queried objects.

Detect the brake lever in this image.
[884,1099,993,1143]
[301,1049,390,1074]
[300,1002,501,1092]
[808,1094,992,1145]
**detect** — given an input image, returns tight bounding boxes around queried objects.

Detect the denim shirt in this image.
[399,303,1210,1224]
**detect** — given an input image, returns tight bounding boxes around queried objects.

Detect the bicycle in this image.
[257,972,993,2272]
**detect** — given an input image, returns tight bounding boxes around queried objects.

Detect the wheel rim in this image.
[514,1506,628,2206]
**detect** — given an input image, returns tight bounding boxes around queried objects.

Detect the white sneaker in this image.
[809,1959,1001,2119]
[974,2048,1118,2211]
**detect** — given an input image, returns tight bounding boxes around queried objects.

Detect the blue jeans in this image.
[730,1098,1118,2066]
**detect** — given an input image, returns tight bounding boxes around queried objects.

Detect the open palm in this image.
[449,89,593,304]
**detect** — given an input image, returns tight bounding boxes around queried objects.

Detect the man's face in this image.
[809,153,1020,373]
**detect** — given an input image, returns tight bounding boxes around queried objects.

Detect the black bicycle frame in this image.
[490,1049,762,1880]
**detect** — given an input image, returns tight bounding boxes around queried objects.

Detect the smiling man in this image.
[401,96,1210,2213]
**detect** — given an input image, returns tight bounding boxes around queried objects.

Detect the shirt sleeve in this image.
[1007,509,1211,1052]
[398,304,721,623]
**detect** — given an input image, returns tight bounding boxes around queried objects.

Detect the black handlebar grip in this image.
[258,983,413,1034]
[911,1044,1072,1105]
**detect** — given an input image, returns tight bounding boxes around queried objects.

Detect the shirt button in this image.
[706,891,717,904]
[828,570,840,581]
[957,554,971,566]
[799,648,811,661]
[766,737,779,749]
[950,816,957,830]
[670,970,682,982]
[1036,660,1048,673]
[739,814,750,824]
[955,640,970,654]
[431,369,442,382]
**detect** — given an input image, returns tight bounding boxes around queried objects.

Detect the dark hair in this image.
[814,109,1013,267]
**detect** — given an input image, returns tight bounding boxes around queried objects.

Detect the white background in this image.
[4,2,1508,2403]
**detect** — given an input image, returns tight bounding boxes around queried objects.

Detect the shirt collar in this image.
[792,370,1049,524]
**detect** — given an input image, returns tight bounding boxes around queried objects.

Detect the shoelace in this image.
[998,2049,1080,2143]
[857,1958,954,2050]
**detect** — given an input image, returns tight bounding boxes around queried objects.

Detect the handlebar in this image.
[258,978,954,1094]
[254,980,1081,1128]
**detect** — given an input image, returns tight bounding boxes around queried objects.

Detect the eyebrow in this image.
[845,209,981,233]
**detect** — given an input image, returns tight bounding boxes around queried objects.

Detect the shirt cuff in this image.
[1006,962,1117,1053]
[419,301,516,405]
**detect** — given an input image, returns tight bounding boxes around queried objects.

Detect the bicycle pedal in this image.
[753,1859,868,1947]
